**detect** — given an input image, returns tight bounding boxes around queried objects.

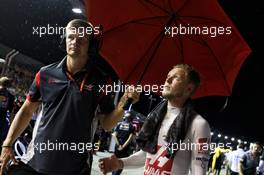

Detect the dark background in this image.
[0,0,263,143]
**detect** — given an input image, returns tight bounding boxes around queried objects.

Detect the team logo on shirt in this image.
[83,84,93,91]
[198,138,210,154]
[144,145,173,175]
[48,78,64,84]
[120,123,130,131]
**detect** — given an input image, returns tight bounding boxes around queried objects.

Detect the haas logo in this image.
[144,145,173,175]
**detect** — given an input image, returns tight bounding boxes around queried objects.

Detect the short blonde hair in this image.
[173,64,200,89]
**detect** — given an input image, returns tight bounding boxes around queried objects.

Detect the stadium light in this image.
[72,8,82,14]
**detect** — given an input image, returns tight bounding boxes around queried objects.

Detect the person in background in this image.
[257,150,264,175]
[228,143,245,175]
[239,142,262,175]
[212,147,231,175]
[0,77,14,149]
[112,111,135,175]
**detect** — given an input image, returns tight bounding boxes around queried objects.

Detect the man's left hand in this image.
[119,85,140,108]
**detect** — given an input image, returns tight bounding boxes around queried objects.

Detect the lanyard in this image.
[65,71,89,92]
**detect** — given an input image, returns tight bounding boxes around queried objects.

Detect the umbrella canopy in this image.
[86,0,251,98]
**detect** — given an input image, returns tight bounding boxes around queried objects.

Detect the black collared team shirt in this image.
[23,58,115,175]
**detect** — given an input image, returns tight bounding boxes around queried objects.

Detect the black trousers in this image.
[6,161,91,175]
[0,119,6,144]
[6,162,46,175]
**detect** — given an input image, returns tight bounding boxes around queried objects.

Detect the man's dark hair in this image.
[237,142,245,149]
[123,111,133,122]
[254,141,262,147]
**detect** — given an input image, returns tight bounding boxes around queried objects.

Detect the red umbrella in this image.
[85,0,251,98]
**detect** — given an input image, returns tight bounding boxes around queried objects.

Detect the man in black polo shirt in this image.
[0,19,139,175]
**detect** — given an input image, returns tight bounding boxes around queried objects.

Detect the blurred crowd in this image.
[0,63,36,152]
[207,142,264,175]
[1,63,35,96]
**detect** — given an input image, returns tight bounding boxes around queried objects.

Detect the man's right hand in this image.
[98,155,123,174]
[0,146,18,175]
